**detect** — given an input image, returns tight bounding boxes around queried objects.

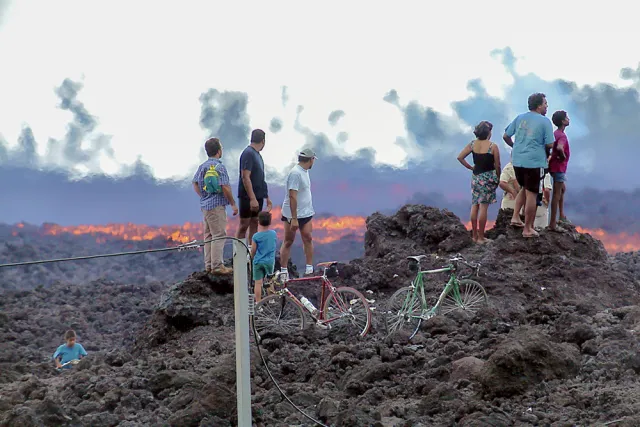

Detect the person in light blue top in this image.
[53,329,87,369]
[503,92,556,238]
[251,211,277,302]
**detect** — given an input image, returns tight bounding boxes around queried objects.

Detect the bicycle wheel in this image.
[322,287,372,337]
[384,286,424,338]
[436,279,488,316]
[254,294,306,337]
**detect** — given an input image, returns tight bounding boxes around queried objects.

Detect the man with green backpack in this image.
[192,137,238,274]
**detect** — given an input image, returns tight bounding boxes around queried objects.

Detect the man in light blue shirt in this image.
[503,93,556,238]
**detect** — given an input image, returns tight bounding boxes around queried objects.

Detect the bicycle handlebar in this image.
[431,253,481,276]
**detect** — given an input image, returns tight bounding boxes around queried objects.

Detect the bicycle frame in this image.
[268,269,351,326]
[406,264,464,319]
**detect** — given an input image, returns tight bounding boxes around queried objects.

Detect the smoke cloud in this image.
[0,0,10,26]
[198,88,251,156]
[328,110,345,126]
[4,47,640,235]
[269,117,283,133]
[46,79,115,170]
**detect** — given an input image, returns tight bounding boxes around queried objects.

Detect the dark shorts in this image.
[513,166,545,194]
[281,215,313,229]
[253,263,274,281]
[550,171,566,183]
[238,197,264,219]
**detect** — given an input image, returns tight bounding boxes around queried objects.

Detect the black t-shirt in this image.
[238,146,268,199]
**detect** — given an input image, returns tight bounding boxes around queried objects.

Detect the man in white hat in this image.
[278,148,317,279]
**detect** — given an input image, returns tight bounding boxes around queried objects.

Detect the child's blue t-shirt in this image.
[252,230,277,266]
[53,343,87,367]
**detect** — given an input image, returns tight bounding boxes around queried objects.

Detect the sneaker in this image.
[277,270,289,283]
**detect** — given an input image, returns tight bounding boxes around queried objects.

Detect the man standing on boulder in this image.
[548,110,571,231]
[236,129,272,248]
[192,137,237,275]
[503,93,556,238]
[278,148,317,280]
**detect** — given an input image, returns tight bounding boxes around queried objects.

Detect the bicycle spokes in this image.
[322,287,371,337]
[384,287,423,336]
[438,279,488,315]
[254,294,305,336]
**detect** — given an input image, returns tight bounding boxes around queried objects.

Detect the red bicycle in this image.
[252,261,372,339]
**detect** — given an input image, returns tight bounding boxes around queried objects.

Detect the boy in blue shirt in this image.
[251,211,277,302]
[53,329,87,369]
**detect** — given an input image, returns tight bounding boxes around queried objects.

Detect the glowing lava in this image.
[13,212,640,254]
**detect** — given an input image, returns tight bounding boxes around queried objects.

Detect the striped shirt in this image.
[192,158,231,211]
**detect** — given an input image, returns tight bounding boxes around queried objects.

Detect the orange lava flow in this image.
[12,212,639,254]
[37,207,366,246]
[463,221,640,254]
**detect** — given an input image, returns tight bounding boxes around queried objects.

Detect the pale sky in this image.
[1,0,638,180]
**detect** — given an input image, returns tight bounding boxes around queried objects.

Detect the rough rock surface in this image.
[3,204,640,426]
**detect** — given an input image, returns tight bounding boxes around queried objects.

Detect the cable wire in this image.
[0,235,328,425]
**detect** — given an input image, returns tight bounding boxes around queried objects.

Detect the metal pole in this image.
[233,239,252,426]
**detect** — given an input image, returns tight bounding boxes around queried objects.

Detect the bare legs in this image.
[548,181,567,230]
[236,218,259,246]
[254,278,264,303]
[470,203,490,244]
[522,190,539,237]
[279,220,314,274]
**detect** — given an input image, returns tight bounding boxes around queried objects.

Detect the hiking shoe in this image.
[211,265,233,275]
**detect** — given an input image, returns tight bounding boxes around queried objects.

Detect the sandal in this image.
[523,231,540,238]
[510,221,525,228]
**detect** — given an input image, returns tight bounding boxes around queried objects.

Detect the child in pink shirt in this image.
[548,110,571,230]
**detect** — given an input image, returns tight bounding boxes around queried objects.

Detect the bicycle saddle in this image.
[407,255,428,263]
[317,261,338,268]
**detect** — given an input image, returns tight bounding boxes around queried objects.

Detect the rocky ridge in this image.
[2,204,640,426]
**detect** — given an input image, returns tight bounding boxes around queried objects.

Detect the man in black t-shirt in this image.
[236,129,272,246]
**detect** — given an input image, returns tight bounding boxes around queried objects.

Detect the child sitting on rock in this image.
[53,329,87,369]
[251,211,277,303]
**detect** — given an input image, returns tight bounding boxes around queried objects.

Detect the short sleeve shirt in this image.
[237,146,268,199]
[504,112,555,169]
[281,165,314,219]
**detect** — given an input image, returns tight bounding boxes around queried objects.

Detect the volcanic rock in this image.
[3,203,640,426]
[478,326,581,398]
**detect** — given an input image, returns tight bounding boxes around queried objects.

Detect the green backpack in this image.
[202,164,222,194]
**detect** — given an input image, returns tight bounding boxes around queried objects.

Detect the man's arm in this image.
[288,189,298,220]
[217,165,237,214]
[192,167,203,197]
[544,120,555,149]
[192,182,202,197]
[79,345,88,358]
[241,170,257,201]
[503,117,517,147]
[240,153,258,202]
[221,185,237,214]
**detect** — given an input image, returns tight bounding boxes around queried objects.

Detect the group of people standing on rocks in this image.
[191,129,318,293]
[457,92,571,244]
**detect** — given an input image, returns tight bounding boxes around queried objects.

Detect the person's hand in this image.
[55,360,62,369]
[291,218,299,232]
[510,190,518,199]
[266,198,273,212]
[231,204,238,216]
[250,198,259,211]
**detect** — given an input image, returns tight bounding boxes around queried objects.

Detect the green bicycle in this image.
[383,253,488,339]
